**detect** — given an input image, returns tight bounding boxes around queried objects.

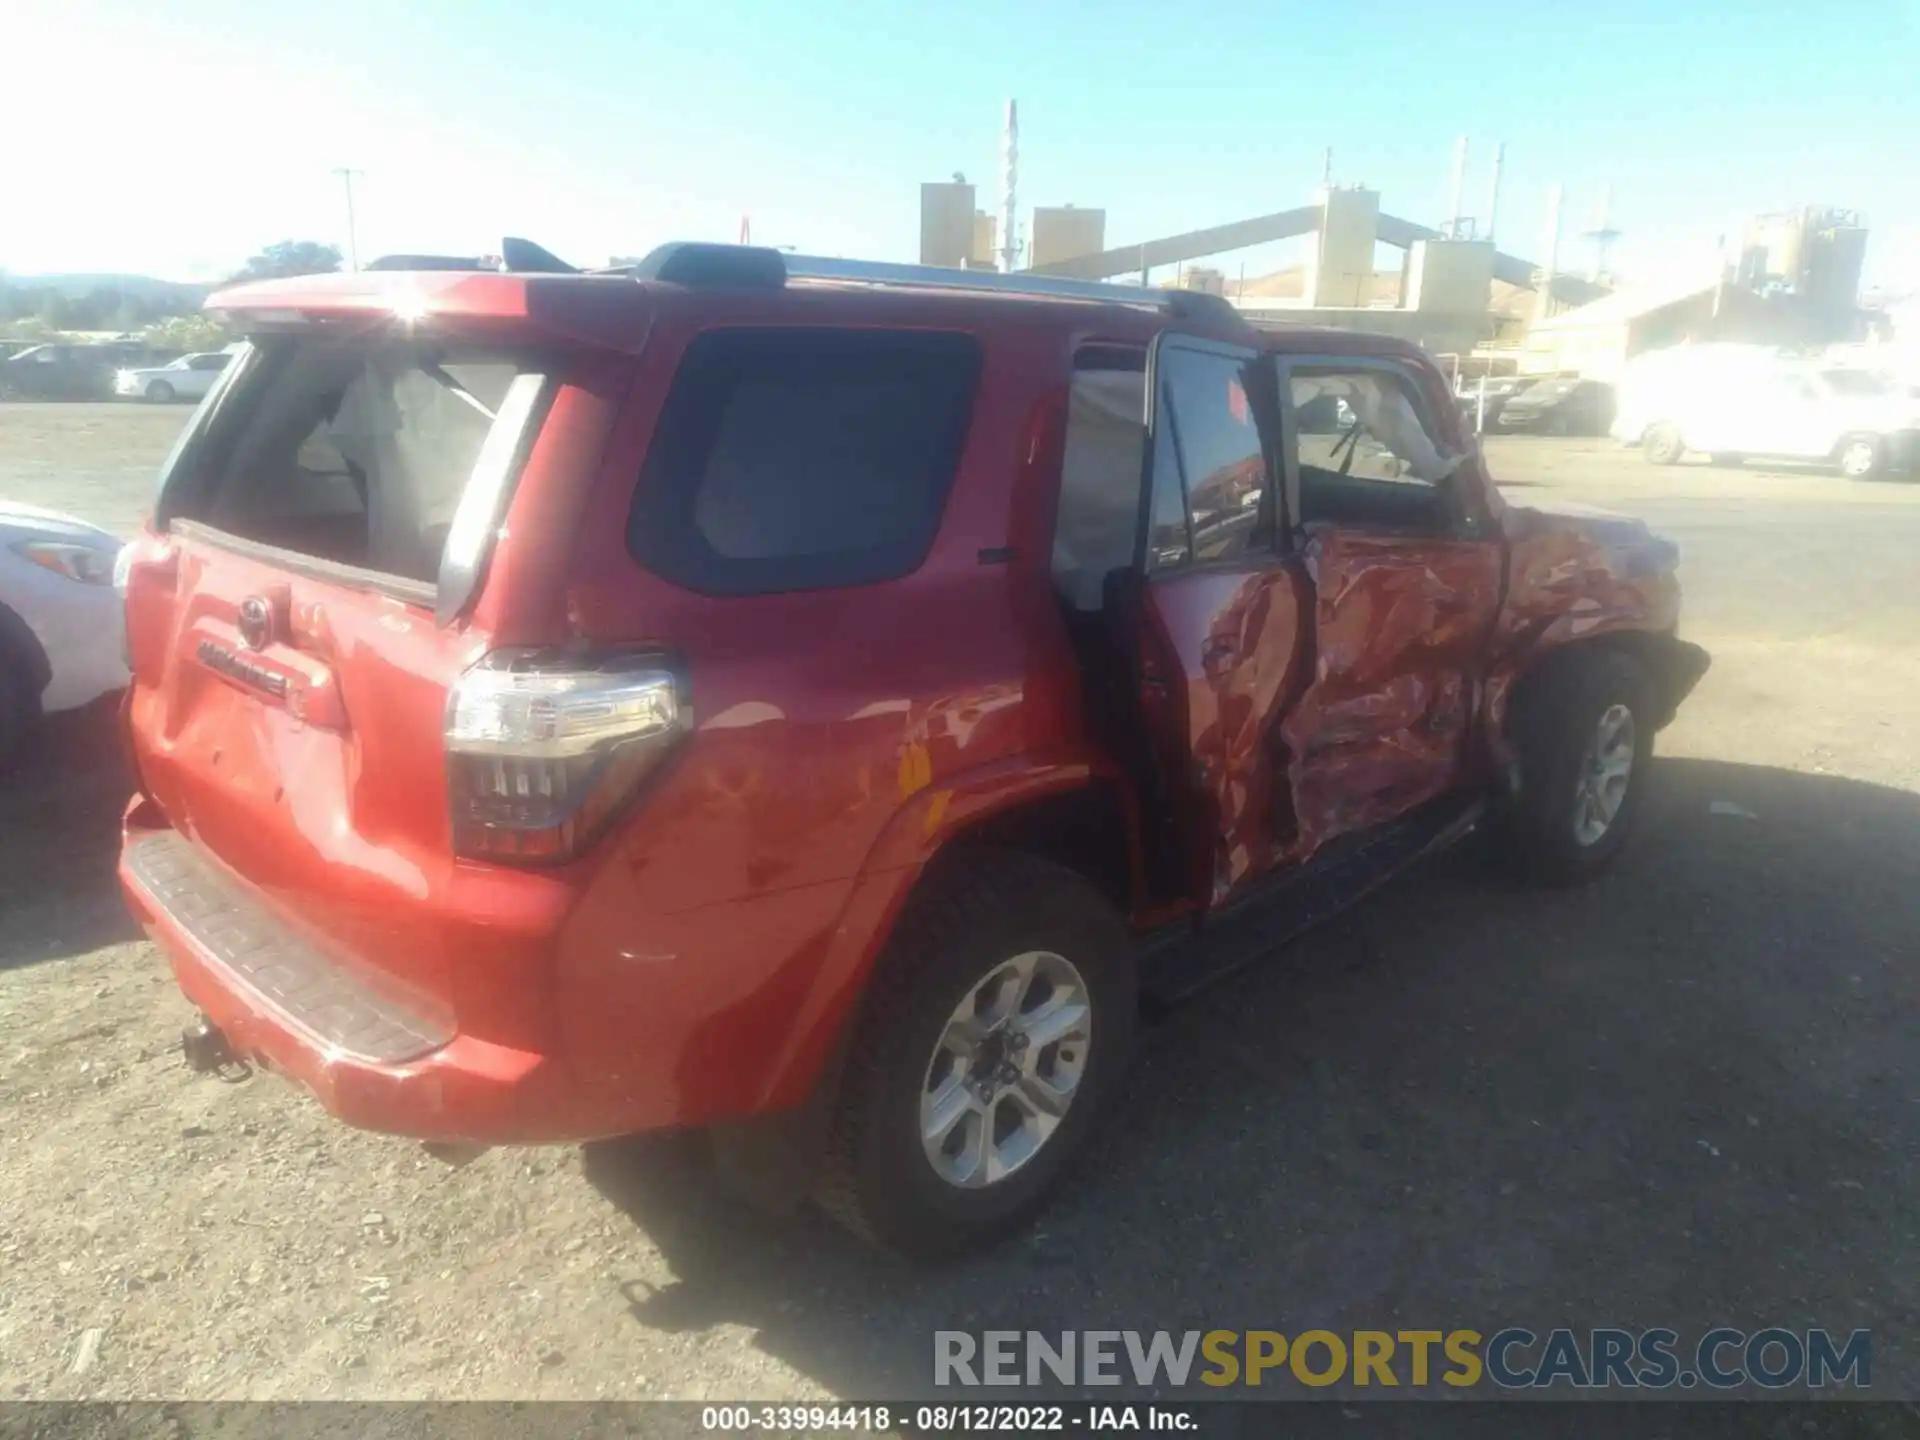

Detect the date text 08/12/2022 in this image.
[701,1406,1194,1432]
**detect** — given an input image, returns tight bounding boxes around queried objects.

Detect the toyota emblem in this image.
[237,596,275,651]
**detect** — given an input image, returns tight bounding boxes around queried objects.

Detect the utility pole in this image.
[333,168,364,271]
[1445,135,1470,239]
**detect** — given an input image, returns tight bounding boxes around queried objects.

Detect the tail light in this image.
[445,649,688,864]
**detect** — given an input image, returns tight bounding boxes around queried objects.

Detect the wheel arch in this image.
[0,600,54,699]
[750,762,1143,1118]
[918,778,1138,914]
[1504,628,1709,740]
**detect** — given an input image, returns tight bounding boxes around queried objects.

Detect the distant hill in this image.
[2,274,213,307]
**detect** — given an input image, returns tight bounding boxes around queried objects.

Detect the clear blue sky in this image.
[10,0,1918,288]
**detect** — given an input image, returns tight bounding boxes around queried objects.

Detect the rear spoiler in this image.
[364,237,580,275]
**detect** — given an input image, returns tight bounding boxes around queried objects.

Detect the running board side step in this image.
[1139,793,1485,1006]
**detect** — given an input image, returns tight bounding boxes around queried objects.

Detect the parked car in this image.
[114,351,233,403]
[1454,374,1536,429]
[1492,377,1616,436]
[117,246,1709,1256]
[0,344,119,401]
[1624,359,1920,479]
[0,502,129,766]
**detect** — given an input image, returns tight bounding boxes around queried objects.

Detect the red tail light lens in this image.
[445,648,687,864]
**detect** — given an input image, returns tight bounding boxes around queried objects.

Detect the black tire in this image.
[1838,433,1885,481]
[146,380,175,403]
[1544,413,1569,437]
[1709,452,1744,468]
[1642,425,1684,466]
[1494,650,1658,886]
[0,652,45,776]
[816,849,1137,1258]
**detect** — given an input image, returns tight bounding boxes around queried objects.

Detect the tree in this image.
[36,292,74,329]
[113,295,152,332]
[140,314,232,353]
[230,240,343,283]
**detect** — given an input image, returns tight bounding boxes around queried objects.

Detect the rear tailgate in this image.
[121,318,626,1027]
[128,537,483,1008]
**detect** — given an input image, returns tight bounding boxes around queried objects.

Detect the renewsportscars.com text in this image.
[934,1328,1871,1390]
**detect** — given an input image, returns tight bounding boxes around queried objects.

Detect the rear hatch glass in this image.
[161,336,549,603]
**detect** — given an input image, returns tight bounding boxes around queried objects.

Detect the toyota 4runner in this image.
[118,241,1709,1256]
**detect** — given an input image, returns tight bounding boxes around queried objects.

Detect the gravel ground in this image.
[0,406,1916,1408]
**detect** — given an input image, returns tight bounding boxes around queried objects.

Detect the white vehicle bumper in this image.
[5,551,129,713]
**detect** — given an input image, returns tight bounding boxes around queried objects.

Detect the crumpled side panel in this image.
[1140,566,1311,901]
[1482,503,1684,761]
[1279,529,1501,855]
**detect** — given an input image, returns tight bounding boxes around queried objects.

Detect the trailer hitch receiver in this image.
[181,1014,237,1075]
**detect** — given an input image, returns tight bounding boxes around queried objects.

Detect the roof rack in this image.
[620,243,1242,325]
[786,253,1241,325]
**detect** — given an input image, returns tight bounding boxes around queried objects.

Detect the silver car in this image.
[114,351,232,403]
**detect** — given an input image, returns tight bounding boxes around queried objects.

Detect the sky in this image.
[7,0,1919,291]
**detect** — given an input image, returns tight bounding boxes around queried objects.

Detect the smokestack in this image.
[999,98,1019,273]
[1484,142,1506,244]
[1536,182,1564,324]
[1447,135,1470,238]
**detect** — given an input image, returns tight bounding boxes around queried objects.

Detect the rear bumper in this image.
[118,811,642,1144]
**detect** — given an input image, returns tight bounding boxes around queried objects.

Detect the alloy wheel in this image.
[1573,703,1636,846]
[919,950,1092,1189]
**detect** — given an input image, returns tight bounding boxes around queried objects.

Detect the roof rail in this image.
[784,253,1242,324]
[611,243,1241,325]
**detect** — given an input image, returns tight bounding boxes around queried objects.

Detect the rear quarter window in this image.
[627,328,981,596]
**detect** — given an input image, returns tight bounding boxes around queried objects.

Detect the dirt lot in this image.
[1,404,1916,1406]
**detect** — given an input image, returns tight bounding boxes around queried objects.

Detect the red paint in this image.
[122,267,1704,1146]
[1139,565,1312,901]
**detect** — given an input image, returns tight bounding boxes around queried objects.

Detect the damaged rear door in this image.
[1125,334,1313,908]
[1275,358,1503,853]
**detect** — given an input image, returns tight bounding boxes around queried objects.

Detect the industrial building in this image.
[918,180,1000,269]
[917,110,1872,382]
[1521,207,1870,379]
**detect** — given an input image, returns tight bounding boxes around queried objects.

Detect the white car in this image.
[0,502,129,766]
[1619,351,1920,480]
[114,351,233,403]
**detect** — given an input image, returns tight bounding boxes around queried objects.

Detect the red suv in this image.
[118,242,1708,1255]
